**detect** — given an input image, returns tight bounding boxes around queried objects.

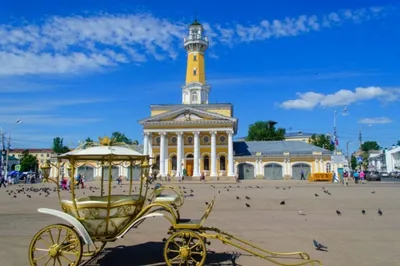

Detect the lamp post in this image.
[40,160,51,181]
[346,141,351,162]
[332,107,348,182]
[3,119,23,178]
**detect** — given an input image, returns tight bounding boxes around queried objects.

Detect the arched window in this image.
[155,155,160,170]
[326,163,331,173]
[171,156,177,171]
[193,68,197,76]
[203,155,210,171]
[191,92,198,102]
[220,155,226,171]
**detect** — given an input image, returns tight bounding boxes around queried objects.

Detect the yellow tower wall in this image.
[185,52,205,84]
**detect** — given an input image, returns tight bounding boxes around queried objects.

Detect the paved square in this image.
[1,180,400,266]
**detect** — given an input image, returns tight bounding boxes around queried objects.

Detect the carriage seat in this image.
[153,194,180,204]
[173,198,216,230]
[61,194,145,237]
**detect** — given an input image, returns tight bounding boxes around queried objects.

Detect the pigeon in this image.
[205,201,209,205]
[336,210,341,215]
[298,211,306,215]
[371,191,376,194]
[315,193,319,197]
[245,196,250,200]
[378,209,383,216]
[236,196,240,200]
[362,210,366,215]
[245,203,250,208]
[313,240,328,251]
[280,201,285,205]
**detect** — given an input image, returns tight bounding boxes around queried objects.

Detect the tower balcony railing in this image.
[184,36,209,43]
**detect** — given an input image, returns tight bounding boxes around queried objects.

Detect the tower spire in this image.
[181,17,210,104]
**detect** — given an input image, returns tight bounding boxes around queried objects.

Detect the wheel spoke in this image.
[52,257,56,266]
[189,241,200,250]
[39,236,53,247]
[60,254,73,263]
[56,256,62,266]
[35,248,50,252]
[44,257,52,266]
[34,253,49,261]
[56,228,62,244]
[48,229,56,245]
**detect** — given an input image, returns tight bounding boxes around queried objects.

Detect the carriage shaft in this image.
[199,227,323,266]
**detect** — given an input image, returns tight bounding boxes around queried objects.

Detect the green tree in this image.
[397,140,400,146]
[361,141,380,152]
[309,134,334,151]
[246,121,286,141]
[85,137,94,143]
[350,155,357,170]
[20,150,38,172]
[111,131,139,145]
[52,137,71,154]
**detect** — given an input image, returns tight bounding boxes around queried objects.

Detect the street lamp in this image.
[40,160,51,181]
[346,141,352,162]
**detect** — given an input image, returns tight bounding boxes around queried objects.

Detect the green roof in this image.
[190,18,201,26]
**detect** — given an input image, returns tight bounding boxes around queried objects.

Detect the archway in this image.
[237,163,254,180]
[127,165,141,181]
[185,154,194,177]
[264,163,283,180]
[102,166,120,181]
[77,166,95,181]
[292,163,311,180]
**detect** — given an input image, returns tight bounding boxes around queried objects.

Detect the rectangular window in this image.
[193,54,197,61]
[193,68,197,76]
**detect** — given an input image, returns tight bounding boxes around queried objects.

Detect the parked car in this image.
[389,171,400,178]
[366,171,381,181]
[379,172,389,179]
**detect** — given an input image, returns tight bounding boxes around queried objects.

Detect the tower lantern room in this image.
[182,19,211,105]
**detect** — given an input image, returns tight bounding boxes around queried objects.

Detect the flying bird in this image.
[313,240,328,251]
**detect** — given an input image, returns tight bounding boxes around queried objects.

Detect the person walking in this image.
[354,171,360,184]
[359,170,365,184]
[300,170,305,180]
[343,171,349,186]
[0,175,6,188]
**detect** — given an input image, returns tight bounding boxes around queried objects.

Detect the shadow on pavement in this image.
[97,241,237,266]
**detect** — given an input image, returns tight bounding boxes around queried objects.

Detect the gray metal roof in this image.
[234,141,333,156]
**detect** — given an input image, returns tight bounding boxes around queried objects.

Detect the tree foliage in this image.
[397,140,400,146]
[350,155,357,170]
[246,121,286,141]
[309,134,334,151]
[20,150,38,172]
[85,137,94,143]
[361,141,380,152]
[111,132,139,145]
[52,137,71,154]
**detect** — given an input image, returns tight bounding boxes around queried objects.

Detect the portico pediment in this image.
[138,107,236,125]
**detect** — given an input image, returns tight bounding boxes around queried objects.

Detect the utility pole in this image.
[1,132,5,178]
[5,134,11,177]
[358,129,362,150]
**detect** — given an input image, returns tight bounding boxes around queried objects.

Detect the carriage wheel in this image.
[28,224,82,266]
[82,241,107,257]
[164,230,207,266]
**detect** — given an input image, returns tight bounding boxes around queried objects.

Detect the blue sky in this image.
[0,0,399,154]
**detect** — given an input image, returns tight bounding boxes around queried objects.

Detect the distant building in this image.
[10,149,56,164]
[369,146,400,172]
[236,131,314,143]
[234,140,333,180]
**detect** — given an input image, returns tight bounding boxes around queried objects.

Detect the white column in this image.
[227,130,234,176]
[148,133,153,157]
[164,134,169,176]
[143,133,149,155]
[177,132,183,177]
[287,159,292,177]
[193,131,200,177]
[315,159,319,173]
[283,159,287,176]
[319,159,323,173]
[210,131,217,177]
[159,132,166,176]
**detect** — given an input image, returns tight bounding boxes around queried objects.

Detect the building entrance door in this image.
[186,160,193,176]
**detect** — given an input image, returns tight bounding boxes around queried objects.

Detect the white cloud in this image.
[358,117,392,124]
[279,86,400,110]
[0,6,392,76]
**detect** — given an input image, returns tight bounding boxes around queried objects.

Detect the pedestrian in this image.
[359,170,365,184]
[343,171,349,186]
[354,171,360,184]
[200,172,205,182]
[117,175,122,185]
[300,170,305,180]
[0,175,6,188]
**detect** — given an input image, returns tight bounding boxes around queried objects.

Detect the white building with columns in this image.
[138,18,237,180]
